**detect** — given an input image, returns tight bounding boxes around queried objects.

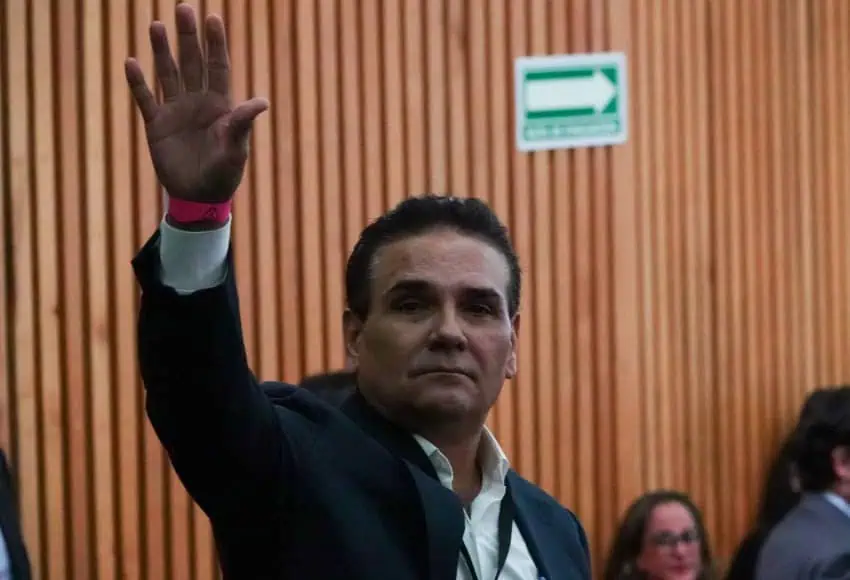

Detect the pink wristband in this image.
[166,196,232,224]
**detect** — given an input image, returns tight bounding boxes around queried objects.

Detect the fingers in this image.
[125,58,158,123]
[205,14,230,97]
[175,3,205,93]
[150,22,181,100]
[227,98,270,144]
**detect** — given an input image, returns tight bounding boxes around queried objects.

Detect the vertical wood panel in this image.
[107,0,143,576]
[3,1,850,577]
[32,0,68,576]
[5,2,43,575]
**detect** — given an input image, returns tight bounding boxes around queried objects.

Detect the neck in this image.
[426,428,484,504]
[828,483,850,503]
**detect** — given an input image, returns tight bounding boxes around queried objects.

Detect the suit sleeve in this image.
[133,226,309,522]
[808,553,850,580]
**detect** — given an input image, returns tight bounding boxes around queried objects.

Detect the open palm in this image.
[125,3,268,202]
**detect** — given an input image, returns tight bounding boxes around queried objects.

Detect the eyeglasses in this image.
[649,530,700,549]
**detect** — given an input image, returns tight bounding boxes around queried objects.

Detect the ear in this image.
[343,309,364,365]
[832,446,850,482]
[505,312,520,379]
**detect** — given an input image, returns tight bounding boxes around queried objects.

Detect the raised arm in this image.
[126,3,300,522]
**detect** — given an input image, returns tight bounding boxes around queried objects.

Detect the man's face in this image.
[344,229,518,431]
[833,446,850,499]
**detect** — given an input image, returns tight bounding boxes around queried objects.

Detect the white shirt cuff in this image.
[158,216,231,295]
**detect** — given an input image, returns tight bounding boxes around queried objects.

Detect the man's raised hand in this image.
[124,2,268,202]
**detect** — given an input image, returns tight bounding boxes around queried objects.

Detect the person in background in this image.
[297,371,356,407]
[724,438,799,580]
[603,490,716,580]
[262,371,356,408]
[755,385,850,580]
[725,388,833,580]
[125,4,591,578]
[0,450,31,580]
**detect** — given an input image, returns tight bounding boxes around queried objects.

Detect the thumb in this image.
[226,97,270,145]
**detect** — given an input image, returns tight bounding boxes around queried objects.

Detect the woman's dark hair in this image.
[724,437,799,580]
[603,490,716,580]
[749,388,833,525]
[725,387,837,580]
[753,437,800,528]
[791,385,850,492]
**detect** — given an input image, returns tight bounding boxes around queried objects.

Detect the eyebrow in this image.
[384,280,432,297]
[385,280,503,301]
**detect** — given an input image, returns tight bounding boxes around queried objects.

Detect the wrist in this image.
[164,214,227,231]
[165,196,232,229]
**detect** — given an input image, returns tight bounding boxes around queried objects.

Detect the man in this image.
[126,4,590,579]
[756,385,850,580]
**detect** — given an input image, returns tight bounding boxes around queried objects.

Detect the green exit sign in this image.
[515,52,628,152]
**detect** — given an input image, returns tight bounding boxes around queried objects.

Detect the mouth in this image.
[410,368,474,380]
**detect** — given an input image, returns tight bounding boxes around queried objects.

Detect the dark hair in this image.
[791,385,850,492]
[752,436,800,529]
[797,387,836,427]
[725,388,840,580]
[603,490,716,580]
[344,194,522,320]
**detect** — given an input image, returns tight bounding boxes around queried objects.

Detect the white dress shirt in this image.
[412,431,538,579]
[823,491,850,520]
[157,216,541,579]
[0,530,11,580]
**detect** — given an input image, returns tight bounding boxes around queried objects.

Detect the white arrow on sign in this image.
[524,70,616,113]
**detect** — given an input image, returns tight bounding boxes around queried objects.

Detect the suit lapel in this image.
[508,472,562,580]
[406,466,466,579]
[341,392,465,580]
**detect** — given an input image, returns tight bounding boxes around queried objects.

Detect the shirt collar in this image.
[412,427,511,488]
[822,491,850,520]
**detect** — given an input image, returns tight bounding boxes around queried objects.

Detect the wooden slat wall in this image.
[2,0,849,578]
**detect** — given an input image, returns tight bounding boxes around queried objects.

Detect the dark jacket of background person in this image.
[755,386,850,580]
[262,370,356,408]
[133,236,591,580]
[0,451,31,580]
[298,370,356,407]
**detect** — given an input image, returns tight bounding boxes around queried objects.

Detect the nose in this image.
[428,305,467,351]
[671,541,689,558]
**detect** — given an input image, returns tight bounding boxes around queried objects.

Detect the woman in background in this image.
[603,490,716,580]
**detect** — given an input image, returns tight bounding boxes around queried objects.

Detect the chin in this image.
[410,377,479,417]
[417,392,476,417]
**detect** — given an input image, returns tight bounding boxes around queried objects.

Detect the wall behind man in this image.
[2,0,849,578]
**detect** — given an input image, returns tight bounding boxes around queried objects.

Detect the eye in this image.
[651,533,676,547]
[466,303,494,316]
[393,298,426,313]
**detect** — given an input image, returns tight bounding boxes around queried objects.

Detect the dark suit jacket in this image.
[756,494,850,580]
[134,232,591,580]
[0,451,31,580]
